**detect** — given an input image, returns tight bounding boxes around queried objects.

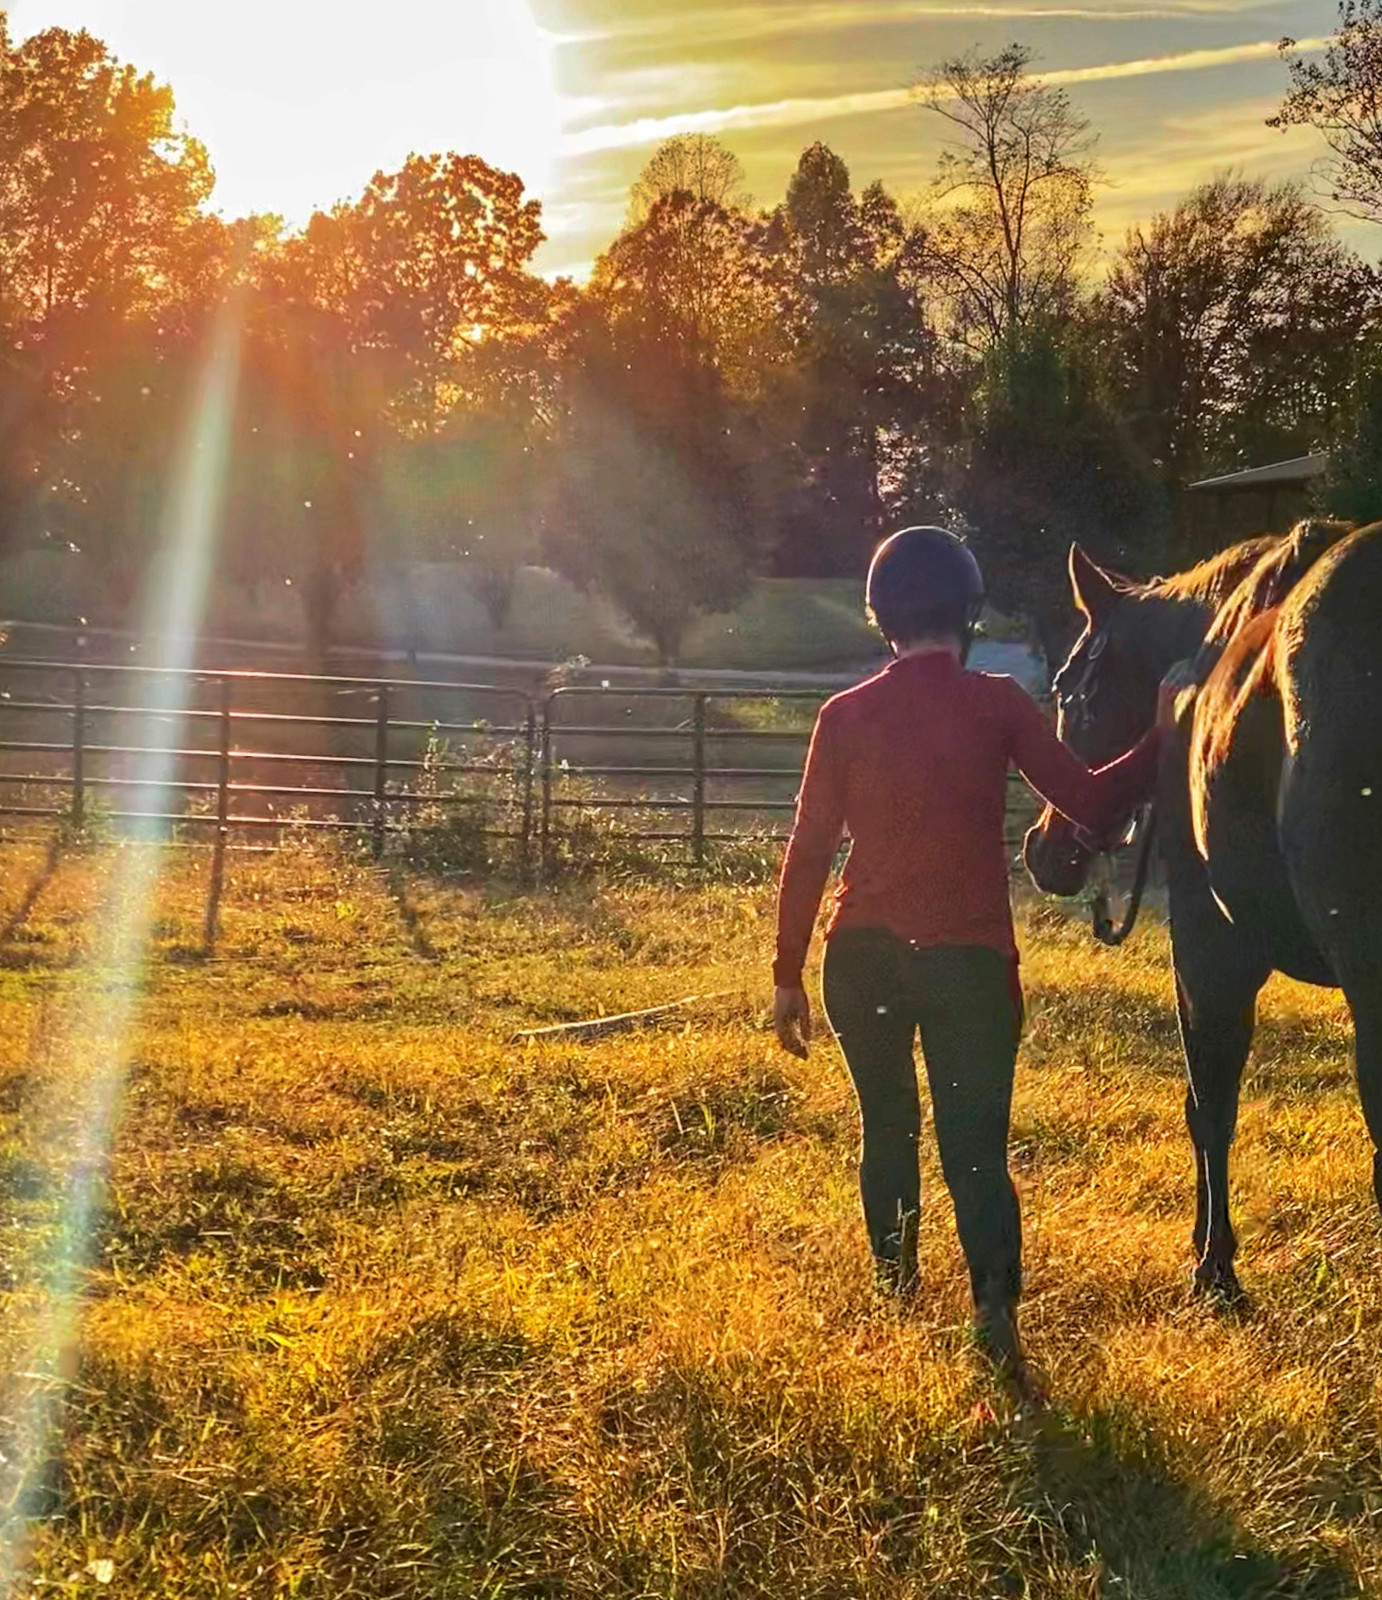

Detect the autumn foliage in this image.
[0,8,1381,662]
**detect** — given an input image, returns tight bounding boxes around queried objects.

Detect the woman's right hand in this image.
[774,985,812,1059]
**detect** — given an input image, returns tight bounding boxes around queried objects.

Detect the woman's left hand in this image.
[774,985,812,1059]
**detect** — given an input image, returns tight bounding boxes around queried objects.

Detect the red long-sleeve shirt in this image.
[772,651,1161,987]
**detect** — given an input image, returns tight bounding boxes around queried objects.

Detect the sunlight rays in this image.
[0,302,242,1592]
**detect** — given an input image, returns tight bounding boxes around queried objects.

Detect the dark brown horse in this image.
[1025,521,1382,1298]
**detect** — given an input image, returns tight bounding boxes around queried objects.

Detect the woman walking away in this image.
[772,527,1177,1381]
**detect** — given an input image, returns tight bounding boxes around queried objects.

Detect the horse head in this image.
[1023,544,1165,897]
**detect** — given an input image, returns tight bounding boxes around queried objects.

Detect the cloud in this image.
[560,0,1289,50]
[1093,94,1323,226]
[565,89,912,154]
[564,35,1325,156]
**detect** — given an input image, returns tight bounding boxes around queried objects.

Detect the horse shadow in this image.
[1002,1395,1355,1599]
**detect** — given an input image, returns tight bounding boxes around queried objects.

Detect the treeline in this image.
[3,9,1382,663]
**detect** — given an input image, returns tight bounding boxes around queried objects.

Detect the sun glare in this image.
[465,0,564,201]
[5,1,566,220]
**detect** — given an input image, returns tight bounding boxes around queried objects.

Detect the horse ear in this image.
[1068,543,1122,621]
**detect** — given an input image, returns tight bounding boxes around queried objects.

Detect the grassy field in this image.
[1,836,1379,1597]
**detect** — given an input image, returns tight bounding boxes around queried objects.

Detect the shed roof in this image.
[1188,453,1329,492]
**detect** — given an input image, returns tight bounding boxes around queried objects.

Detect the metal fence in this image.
[0,657,1038,946]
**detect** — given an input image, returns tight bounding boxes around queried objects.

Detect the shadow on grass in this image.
[538,1353,1360,1598]
[0,834,62,946]
[30,1304,1363,1598]
[1017,1401,1354,1600]
[385,867,441,963]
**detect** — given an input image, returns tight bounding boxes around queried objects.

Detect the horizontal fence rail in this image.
[0,656,1041,946]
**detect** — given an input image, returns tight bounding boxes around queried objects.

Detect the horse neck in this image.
[1126,592,1215,679]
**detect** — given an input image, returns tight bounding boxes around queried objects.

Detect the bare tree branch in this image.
[912,44,1097,346]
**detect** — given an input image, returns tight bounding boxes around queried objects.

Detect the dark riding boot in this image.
[874,1205,920,1299]
[974,1289,1044,1403]
[974,1294,1023,1371]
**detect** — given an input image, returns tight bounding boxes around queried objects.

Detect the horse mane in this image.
[1194,606,1280,763]
[1189,606,1283,851]
[1146,534,1285,611]
[1202,519,1356,648]
[1189,520,1355,832]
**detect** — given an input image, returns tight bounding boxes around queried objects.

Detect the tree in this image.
[1094,175,1378,497]
[782,142,865,290]
[543,307,764,663]
[0,22,218,332]
[1318,360,1382,522]
[0,21,228,571]
[223,152,552,652]
[1272,2,1382,224]
[913,45,1096,349]
[591,189,773,391]
[376,414,539,631]
[275,152,547,431]
[756,148,959,576]
[219,308,372,663]
[959,323,1168,667]
[628,134,749,223]
[40,318,197,617]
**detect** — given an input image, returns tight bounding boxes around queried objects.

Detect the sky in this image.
[5,0,1366,276]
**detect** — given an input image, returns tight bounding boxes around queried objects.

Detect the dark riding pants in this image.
[822,929,1024,1306]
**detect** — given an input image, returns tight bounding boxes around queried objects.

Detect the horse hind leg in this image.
[1173,947,1265,1301]
[1338,967,1382,1218]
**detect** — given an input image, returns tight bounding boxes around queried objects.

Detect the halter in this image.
[1052,627,1159,947]
[1056,628,1109,736]
[1089,803,1158,947]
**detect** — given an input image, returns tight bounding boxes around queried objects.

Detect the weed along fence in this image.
[540,684,826,870]
[0,658,1041,942]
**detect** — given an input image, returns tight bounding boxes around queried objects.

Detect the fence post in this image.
[519,699,537,881]
[71,666,86,828]
[691,693,707,868]
[372,684,390,860]
[538,696,554,883]
[203,675,232,952]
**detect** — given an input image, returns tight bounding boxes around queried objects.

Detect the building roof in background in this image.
[1188,454,1329,493]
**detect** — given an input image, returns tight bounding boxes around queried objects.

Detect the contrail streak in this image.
[564,36,1326,156]
[560,0,1290,50]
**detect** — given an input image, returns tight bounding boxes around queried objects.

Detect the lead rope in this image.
[1091,801,1157,947]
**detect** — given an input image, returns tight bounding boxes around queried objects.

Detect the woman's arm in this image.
[1002,679,1163,837]
[773,706,848,991]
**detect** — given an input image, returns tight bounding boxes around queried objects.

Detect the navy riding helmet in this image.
[865,526,986,660]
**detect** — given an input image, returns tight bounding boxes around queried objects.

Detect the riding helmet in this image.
[865,526,986,655]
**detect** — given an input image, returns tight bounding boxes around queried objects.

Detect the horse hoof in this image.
[1191,1263,1246,1309]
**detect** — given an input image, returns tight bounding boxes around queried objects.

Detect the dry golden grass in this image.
[1,835,1379,1597]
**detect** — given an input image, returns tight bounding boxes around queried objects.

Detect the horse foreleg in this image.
[1172,942,1264,1301]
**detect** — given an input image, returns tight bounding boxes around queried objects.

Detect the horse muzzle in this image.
[1023,809,1094,897]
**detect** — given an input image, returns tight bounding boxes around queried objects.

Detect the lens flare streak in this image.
[0,305,242,1587]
